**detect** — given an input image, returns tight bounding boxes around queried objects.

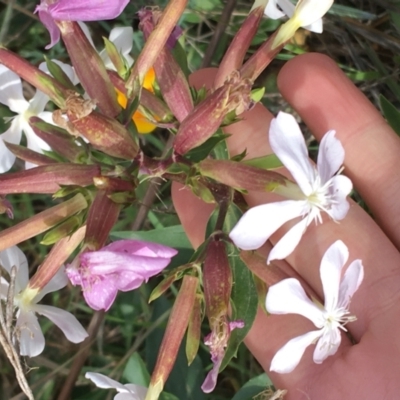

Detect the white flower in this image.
[229,111,352,263]
[0,60,76,172]
[266,240,364,373]
[0,246,88,357]
[85,372,148,400]
[264,0,333,47]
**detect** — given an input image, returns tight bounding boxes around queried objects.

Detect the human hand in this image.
[172,53,400,399]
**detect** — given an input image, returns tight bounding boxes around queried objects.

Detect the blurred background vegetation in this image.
[0,0,400,399]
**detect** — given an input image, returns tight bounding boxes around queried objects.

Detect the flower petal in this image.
[0,246,29,292]
[267,215,309,262]
[48,0,130,21]
[32,304,88,343]
[294,0,333,28]
[104,240,178,259]
[124,384,148,398]
[266,278,324,327]
[317,130,344,183]
[100,27,134,69]
[83,276,119,311]
[264,0,285,19]
[270,329,322,373]
[313,325,341,363]
[33,266,68,303]
[230,200,307,250]
[320,240,348,312]
[85,372,127,391]
[35,6,61,49]
[269,112,315,195]
[201,350,223,393]
[338,259,364,308]
[0,66,28,111]
[16,309,45,357]
[328,175,352,220]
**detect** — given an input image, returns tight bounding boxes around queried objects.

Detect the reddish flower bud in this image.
[4,142,57,166]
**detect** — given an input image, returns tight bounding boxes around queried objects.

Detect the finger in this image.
[278,53,400,250]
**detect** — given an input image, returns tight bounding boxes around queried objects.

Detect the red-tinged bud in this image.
[126,0,188,98]
[41,214,84,245]
[173,71,252,155]
[84,190,122,250]
[29,117,85,162]
[93,176,135,192]
[186,293,202,366]
[0,193,87,251]
[29,226,86,292]
[139,9,193,122]
[0,164,100,195]
[214,5,265,88]
[203,240,232,320]
[56,21,121,117]
[0,48,67,107]
[4,142,57,166]
[0,195,13,219]
[60,92,138,159]
[199,159,287,192]
[103,37,129,79]
[240,30,283,81]
[146,275,198,400]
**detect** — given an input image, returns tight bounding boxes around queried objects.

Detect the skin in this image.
[171,53,400,399]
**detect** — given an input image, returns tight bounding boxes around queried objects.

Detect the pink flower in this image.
[201,320,244,393]
[66,240,178,311]
[35,0,130,49]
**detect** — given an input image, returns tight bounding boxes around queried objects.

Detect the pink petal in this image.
[83,276,119,311]
[266,278,324,327]
[47,0,130,21]
[230,200,307,251]
[269,112,315,196]
[320,240,348,312]
[104,240,178,259]
[270,330,322,373]
[201,350,223,393]
[35,6,61,49]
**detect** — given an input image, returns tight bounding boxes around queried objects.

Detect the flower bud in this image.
[84,190,122,250]
[0,193,87,251]
[4,142,57,166]
[146,275,198,400]
[41,215,84,245]
[174,71,252,155]
[214,3,266,88]
[56,21,121,117]
[0,164,100,195]
[199,159,287,192]
[139,8,193,122]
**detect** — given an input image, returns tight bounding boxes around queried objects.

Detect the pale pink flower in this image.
[266,240,364,373]
[35,0,130,49]
[66,240,178,311]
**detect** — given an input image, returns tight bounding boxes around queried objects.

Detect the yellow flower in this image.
[117,68,157,134]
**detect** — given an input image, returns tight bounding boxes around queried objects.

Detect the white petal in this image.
[338,259,364,308]
[39,59,78,85]
[124,384,148,398]
[320,240,348,312]
[317,130,344,183]
[115,394,138,400]
[270,112,314,195]
[295,0,333,27]
[0,117,23,173]
[33,266,68,302]
[303,18,323,33]
[313,325,341,363]
[0,277,9,300]
[267,216,309,262]
[16,309,45,357]
[85,372,127,391]
[0,65,28,112]
[229,200,306,250]
[276,0,295,17]
[0,246,29,292]
[264,0,285,19]
[109,27,134,56]
[266,278,325,327]
[270,329,322,373]
[32,304,88,343]
[28,91,49,115]
[328,175,352,220]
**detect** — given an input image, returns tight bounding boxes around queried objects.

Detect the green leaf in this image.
[185,131,230,163]
[380,95,400,136]
[232,373,274,400]
[122,353,150,386]
[243,154,283,170]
